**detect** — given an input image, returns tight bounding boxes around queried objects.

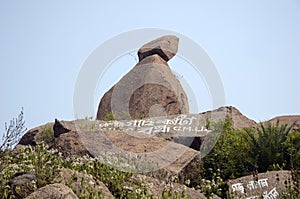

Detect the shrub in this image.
[0,144,64,198]
[1,108,27,151]
[244,121,295,172]
[200,118,250,180]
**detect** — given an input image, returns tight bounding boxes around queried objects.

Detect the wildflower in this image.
[148,182,154,189]
[185,179,190,186]
[89,180,95,186]
[135,188,141,193]
[170,183,174,188]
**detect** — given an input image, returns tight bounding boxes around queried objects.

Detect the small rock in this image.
[54,168,114,199]
[9,172,36,198]
[53,119,76,138]
[26,183,78,199]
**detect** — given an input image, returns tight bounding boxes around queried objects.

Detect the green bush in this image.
[200,118,250,180]
[284,130,300,169]
[244,121,294,172]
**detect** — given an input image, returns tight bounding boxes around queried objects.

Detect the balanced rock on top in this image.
[96,35,189,120]
[138,35,179,62]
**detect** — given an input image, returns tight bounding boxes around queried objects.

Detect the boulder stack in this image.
[97,35,189,120]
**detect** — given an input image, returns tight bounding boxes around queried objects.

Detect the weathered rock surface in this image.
[228,170,292,198]
[97,36,189,120]
[53,119,77,138]
[26,183,78,199]
[18,122,54,146]
[17,119,91,157]
[55,130,92,157]
[76,126,200,178]
[137,35,179,62]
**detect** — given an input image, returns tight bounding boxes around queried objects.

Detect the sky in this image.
[1,1,300,141]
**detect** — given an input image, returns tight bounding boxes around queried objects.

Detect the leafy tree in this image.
[284,130,300,169]
[1,108,27,151]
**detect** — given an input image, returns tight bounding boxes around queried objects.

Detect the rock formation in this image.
[97,35,189,120]
[16,118,200,178]
[14,105,299,198]
[18,122,54,147]
[200,106,258,129]
[264,115,300,131]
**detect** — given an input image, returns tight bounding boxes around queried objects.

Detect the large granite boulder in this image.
[97,35,189,120]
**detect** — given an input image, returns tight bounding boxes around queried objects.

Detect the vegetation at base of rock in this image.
[104,111,131,121]
[194,118,300,198]
[0,143,191,198]
[0,143,62,198]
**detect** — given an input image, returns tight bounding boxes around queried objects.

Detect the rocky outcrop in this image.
[53,119,77,138]
[76,125,200,178]
[200,106,258,129]
[97,35,189,120]
[18,122,54,146]
[26,183,78,199]
[17,118,200,178]
[264,115,300,131]
[16,106,300,198]
[17,119,91,157]
[17,106,259,159]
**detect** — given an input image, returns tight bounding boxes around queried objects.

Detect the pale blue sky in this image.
[1,1,300,140]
